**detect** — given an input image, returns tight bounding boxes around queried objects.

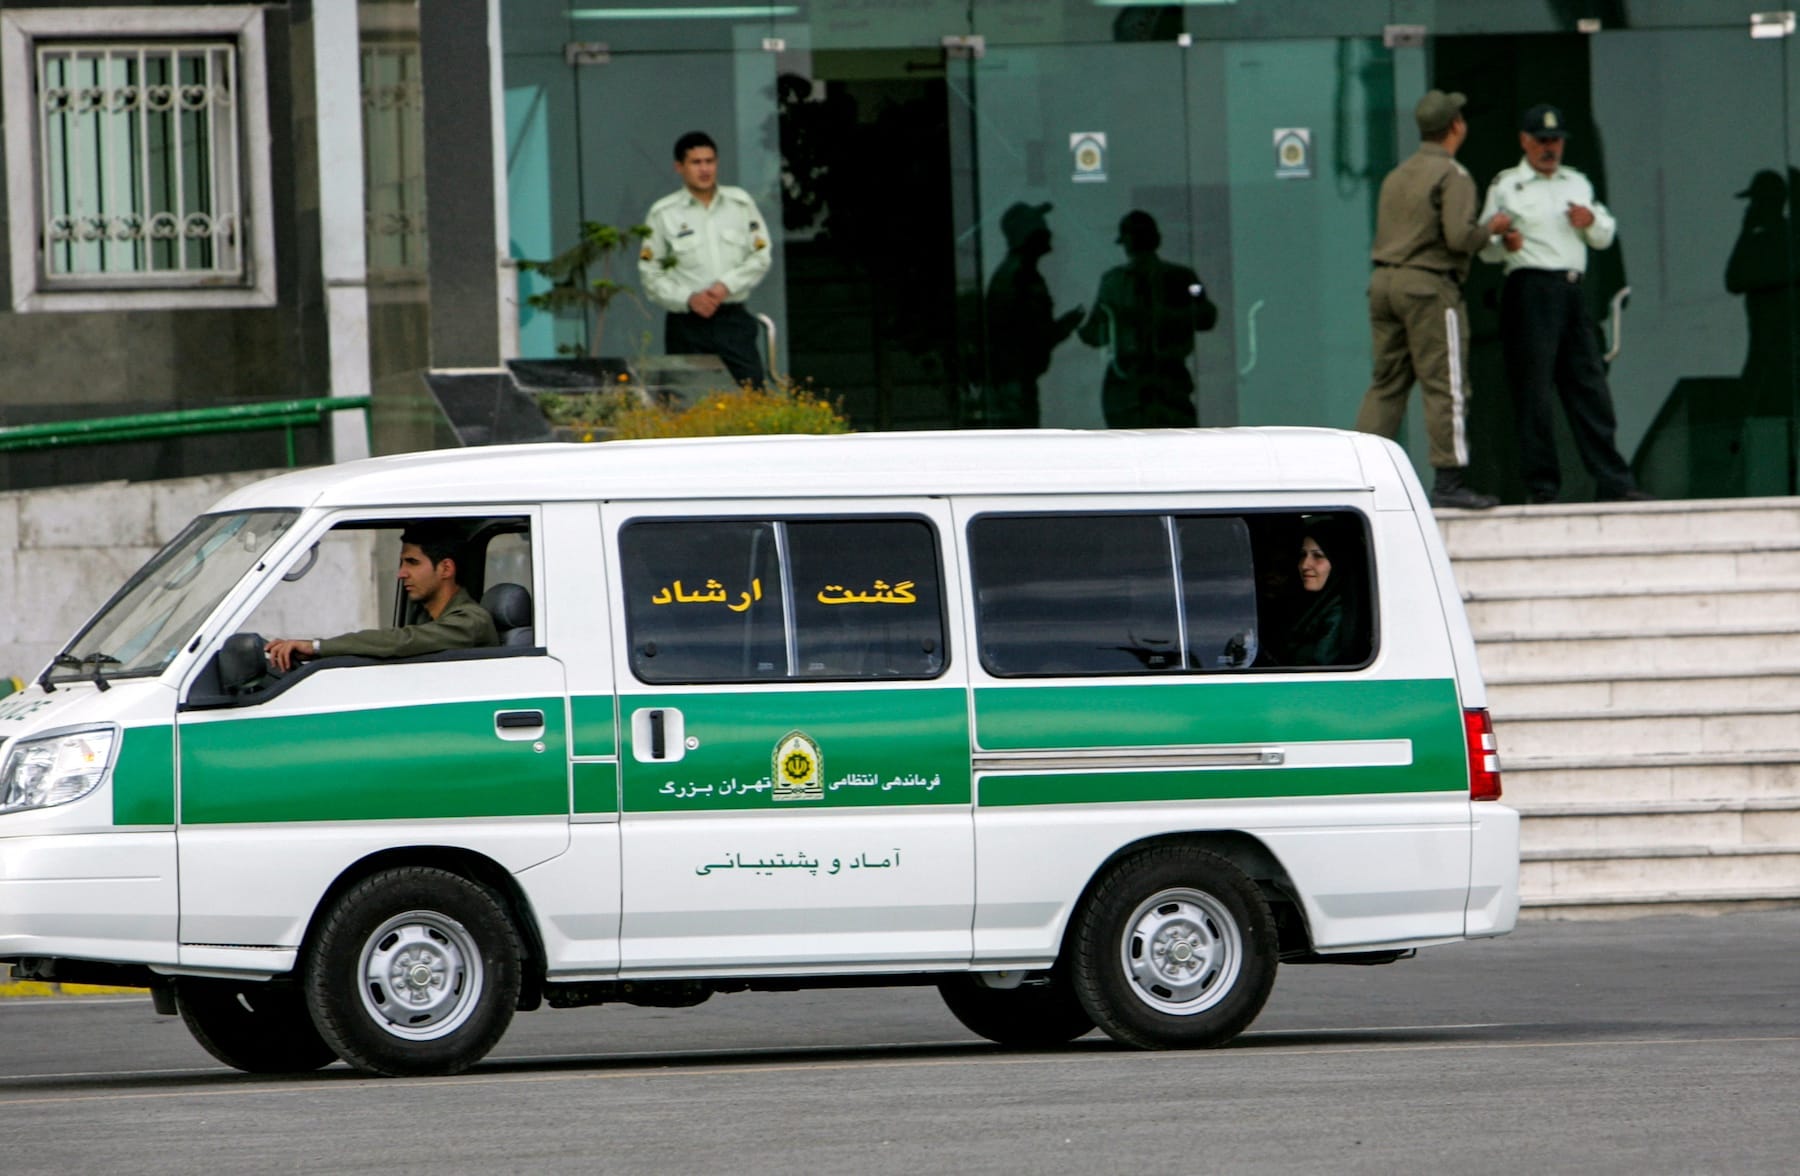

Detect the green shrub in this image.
[536,388,638,429]
[607,378,850,440]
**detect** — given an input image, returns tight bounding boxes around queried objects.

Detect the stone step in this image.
[1518,802,1800,854]
[1519,844,1800,902]
[1488,671,1800,714]
[1453,546,1800,596]
[1437,497,1800,558]
[1498,753,1800,807]
[1495,705,1800,760]
[1466,587,1800,639]
[1476,628,1800,679]
[1519,887,1800,916]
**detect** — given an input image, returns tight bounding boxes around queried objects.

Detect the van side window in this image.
[620,521,786,682]
[620,517,948,684]
[969,515,1180,675]
[970,511,1373,677]
[1176,516,1260,670]
[788,519,944,678]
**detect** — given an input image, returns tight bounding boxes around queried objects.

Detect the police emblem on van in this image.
[772,731,823,802]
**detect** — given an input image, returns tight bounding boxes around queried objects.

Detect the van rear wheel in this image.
[304,867,522,1077]
[1070,846,1277,1050]
[937,971,1094,1047]
[175,978,339,1073]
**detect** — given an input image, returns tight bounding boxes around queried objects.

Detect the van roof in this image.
[211,427,1394,512]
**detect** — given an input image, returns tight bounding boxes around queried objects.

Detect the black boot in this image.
[1431,466,1499,510]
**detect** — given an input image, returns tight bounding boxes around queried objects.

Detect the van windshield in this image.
[46,510,298,684]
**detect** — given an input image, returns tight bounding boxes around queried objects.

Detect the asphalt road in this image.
[2,910,1796,1175]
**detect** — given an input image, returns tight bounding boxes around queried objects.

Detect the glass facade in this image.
[489,1,1800,500]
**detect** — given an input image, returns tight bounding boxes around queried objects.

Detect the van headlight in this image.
[0,727,118,815]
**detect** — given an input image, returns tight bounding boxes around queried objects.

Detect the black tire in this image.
[937,971,1095,1047]
[175,978,339,1074]
[303,867,522,1077]
[1070,845,1277,1050]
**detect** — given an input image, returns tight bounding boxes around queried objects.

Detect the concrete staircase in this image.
[1440,497,1800,918]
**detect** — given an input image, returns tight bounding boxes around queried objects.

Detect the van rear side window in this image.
[969,511,1372,676]
[620,517,947,683]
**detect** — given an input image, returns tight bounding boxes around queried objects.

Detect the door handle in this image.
[495,709,544,730]
[631,707,686,763]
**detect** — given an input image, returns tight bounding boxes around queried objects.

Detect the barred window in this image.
[2,8,275,311]
[37,42,242,283]
[361,40,427,280]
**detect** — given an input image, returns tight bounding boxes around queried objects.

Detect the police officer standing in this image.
[1077,210,1218,427]
[1478,104,1651,503]
[640,131,772,386]
[1355,90,1512,509]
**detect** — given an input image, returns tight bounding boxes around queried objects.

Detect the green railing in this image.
[0,396,373,467]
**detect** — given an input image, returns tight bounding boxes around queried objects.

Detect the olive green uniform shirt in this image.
[318,587,497,659]
[1370,142,1489,282]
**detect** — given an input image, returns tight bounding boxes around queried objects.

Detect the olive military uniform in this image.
[318,588,497,659]
[1355,141,1491,470]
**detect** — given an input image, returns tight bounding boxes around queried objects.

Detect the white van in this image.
[0,429,1517,1076]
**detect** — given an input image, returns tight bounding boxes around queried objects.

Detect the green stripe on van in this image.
[621,688,970,812]
[113,724,174,825]
[977,764,1460,807]
[571,695,617,758]
[973,678,1465,806]
[573,760,617,814]
[975,678,1461,750]
[180,697,569,824]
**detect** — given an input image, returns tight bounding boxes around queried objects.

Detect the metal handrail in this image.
[1604,286,1631,363]
[754,312,783,382]
[0,396,373,466]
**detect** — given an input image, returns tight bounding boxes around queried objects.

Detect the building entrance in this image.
[775,50,960,429]
[1435,27,1800,500]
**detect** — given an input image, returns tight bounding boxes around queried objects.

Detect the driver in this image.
[265,522,498,671]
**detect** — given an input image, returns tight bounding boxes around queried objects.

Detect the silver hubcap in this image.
[1121,886,1242,1015]
[357,910,484,1041]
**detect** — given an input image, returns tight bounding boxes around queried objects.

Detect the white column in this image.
[314,0,373,462]
[489,0,519,360]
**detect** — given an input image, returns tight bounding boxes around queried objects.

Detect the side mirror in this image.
[219,633,267,694]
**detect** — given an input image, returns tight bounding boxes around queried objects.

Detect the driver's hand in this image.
[265,638,315,673]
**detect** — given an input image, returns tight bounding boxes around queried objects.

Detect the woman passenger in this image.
[1270,517,1368,667]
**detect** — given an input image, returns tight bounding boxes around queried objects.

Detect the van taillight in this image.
[1463,708,1502,801]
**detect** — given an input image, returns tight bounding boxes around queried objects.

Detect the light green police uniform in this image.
[638,185,772,312]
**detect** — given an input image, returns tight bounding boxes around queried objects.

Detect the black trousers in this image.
[1499,268,1635,498]
[664,302,766,387]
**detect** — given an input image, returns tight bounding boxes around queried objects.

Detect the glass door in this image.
[1436,26,1796,501]
[504,7,786,371]
[947,39,1198,429]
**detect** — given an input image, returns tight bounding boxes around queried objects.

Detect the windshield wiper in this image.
[79,652,121,693]
[37,653,81,694]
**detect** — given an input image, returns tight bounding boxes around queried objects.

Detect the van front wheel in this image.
[304,867,522,1077]
[176,978,339,1073]
[1070,846,1277,1049]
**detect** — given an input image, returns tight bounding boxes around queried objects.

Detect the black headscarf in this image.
[1272,516,1369,667]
